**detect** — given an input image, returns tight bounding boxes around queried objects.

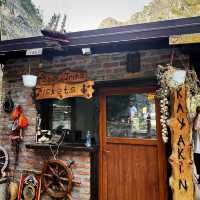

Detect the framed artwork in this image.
[18,174,41,200]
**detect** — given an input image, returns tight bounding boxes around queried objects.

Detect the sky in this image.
[32,0,151,32]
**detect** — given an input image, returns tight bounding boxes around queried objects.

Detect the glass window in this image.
[52,100,72,130]
[36,97,97,144]
[106,93,156,139]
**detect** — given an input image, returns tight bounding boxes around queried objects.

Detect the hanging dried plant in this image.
[186,69,200,96]
[156,65,172,143]
[157,64,200,143]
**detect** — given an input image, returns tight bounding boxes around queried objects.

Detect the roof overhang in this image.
[1,16,200,61]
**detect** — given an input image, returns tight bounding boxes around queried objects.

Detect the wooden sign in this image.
[169,33,200,45]
[37,70,87,85]
[168,85,194,200]
[36,80,94,100]
[35,70,94,100]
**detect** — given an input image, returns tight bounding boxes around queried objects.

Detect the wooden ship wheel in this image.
[0,145,8,177]
[41,160,80,199]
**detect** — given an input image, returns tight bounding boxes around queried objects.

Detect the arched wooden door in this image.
[99,87,168,200]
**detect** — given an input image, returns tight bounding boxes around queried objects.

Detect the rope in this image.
[49,131,66,160]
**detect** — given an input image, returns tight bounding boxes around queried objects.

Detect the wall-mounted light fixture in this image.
[81,47,91,55]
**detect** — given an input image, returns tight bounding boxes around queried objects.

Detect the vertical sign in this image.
[168,85,194,200]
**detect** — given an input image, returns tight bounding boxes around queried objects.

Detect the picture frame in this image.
[18,174,41,200]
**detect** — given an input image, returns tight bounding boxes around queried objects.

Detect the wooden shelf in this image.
[25,143,98,152]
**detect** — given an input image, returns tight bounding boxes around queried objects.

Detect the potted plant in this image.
[22,65,37,88]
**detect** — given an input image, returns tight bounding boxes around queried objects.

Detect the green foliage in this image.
[191,95,200,113]
[0,0,6,7]
[19,0,42,22]
[185,0,200,6]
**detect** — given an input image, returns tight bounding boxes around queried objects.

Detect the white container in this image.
[22,74,37,88]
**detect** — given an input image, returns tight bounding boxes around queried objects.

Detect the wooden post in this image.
[168,85,194,200]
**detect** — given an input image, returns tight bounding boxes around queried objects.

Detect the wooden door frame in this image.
[98,86,168,200]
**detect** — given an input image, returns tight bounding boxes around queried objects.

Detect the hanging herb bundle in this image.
[186,69,200,96]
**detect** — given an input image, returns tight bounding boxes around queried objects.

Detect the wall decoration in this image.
[9,105,29,164]
[36,129,52,143]
[17,174,41,200]
[0,146,8,177]
[168,85,193,200]
[35,80,94,100]
[157,65,200,143]
[0,146,9,200]
[35,69,94,100]
[3,91,14,113]
[41,160,80,199]
[156,65,171,143]
[8,181,18,200]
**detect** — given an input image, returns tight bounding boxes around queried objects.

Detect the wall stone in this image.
[0,48,189,199]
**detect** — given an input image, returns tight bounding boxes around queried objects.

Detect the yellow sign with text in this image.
[169,33,200,45]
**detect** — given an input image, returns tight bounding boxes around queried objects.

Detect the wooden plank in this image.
[169,33,200,45]
[25,143,98,152]
[168,85,194,200]
[106,144,160,200]
[106,137,157,146]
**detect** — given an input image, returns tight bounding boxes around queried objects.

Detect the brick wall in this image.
[0,48,189,199]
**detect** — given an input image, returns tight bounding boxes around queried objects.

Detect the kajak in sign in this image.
[168,85,193,200]
[35,70,94,100]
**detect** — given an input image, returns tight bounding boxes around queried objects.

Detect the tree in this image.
[0,0,6,40]
[0,0,14,40]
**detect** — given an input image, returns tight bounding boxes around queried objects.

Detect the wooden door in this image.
[99,87,168,200]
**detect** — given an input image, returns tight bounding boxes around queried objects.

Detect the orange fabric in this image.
[11,106,23,120]
[18,114,28,128]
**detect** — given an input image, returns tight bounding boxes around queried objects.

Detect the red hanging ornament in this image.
[11,105,23,121]
[18,114,29,129]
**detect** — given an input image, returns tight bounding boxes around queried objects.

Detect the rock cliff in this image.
[99,0,200,28]
[0,0,43,40]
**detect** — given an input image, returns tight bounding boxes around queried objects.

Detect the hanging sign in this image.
[168,85,193,200]
[26,48,43,56]
[169,33,200,45]
[35,70,94,100]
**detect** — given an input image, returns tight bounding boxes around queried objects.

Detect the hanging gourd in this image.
[3,91,14,113]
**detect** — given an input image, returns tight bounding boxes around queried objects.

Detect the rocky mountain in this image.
[0,0,43,40]
[99,0,200,28]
